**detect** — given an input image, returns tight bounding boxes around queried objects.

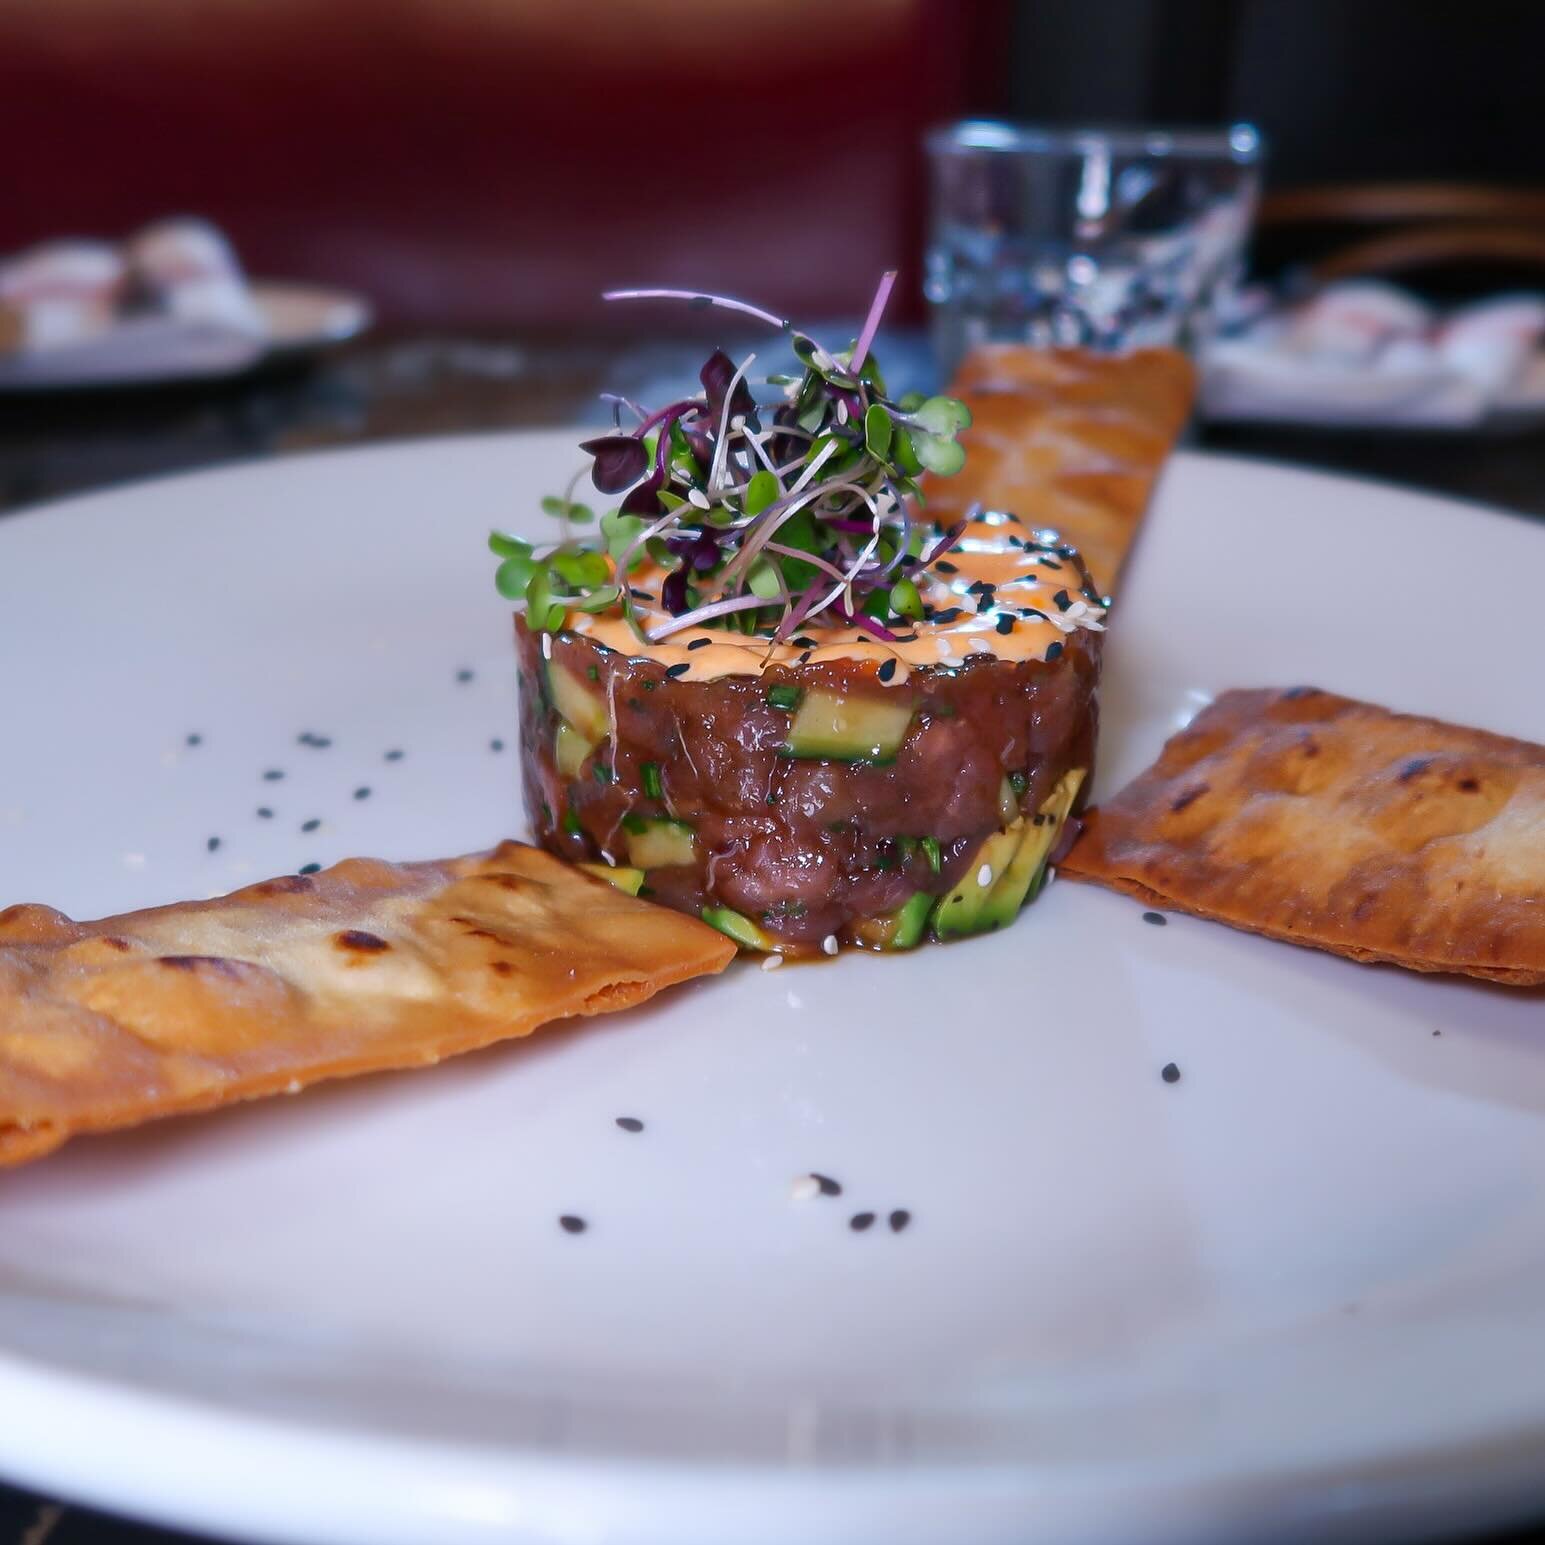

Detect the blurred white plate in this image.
[0,280,371,391]
[0,436,1542,1545]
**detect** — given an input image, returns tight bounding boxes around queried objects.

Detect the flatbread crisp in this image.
[0,841,735,1166]
[1060,687,1545,986]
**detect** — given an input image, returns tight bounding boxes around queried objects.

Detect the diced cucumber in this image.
[783,688,914,763]
[555,720,595,778]
[930,825,1024,940]
[624,817,698,869]
[851,890,933,951]
[546,660,608,741]
[701,905,779,952]
[578,863,645,896]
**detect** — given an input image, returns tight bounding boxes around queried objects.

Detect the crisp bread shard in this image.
[0,841,735,1166]
[1060,688,1545,986]
[920,345,1196,596]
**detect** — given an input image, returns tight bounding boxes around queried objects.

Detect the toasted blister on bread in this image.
[1060,687,1545,986]
[0,841,736,1166]
[920,345,1197,596]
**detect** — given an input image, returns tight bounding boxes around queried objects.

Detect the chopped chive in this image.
[766,684,801,711]
[920,836,942,874]
[641,762,664,799]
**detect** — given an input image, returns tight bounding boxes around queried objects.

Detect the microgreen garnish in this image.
[488,274,972,637]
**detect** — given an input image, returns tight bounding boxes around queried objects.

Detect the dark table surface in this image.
[1,329,1542,1545]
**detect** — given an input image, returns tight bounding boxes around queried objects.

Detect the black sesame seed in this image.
[1142,911,1167,927]
[995,614,1014,635]
[798,650,813,666]
[812,1173,842,1197]
[889,1209,911,1233]
[935,561,958,574]
[298,732,332,748]
[630,588,653,602]
[615,1116,644,1133]
[793,635,817,648]
[490,738,505,752]
[687,637,711,651]
[666,663,690,679]
[456,668,474,683]
[1045,642,1064,662]
[185,733,202,747]
[1161,1062,1181,1084]
[206,836,221,852]
[849,1212,875,1232]
[262,769,285,781]
[298,863,321,875]
[877,659,897,683]
[933,607,963,623]
[384,749,404,762]
[1053,589,1073,612]
[257,806,274,819]
[301,818,321,833]
[353,787,371,800]
[1432,1029,1442,1037]
[559,1215,587,1234]
[1041,557,1063,570]
[1020,608,1046,621]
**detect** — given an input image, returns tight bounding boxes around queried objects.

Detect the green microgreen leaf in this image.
[540,496,594,523]
[549,548,611,589]
[494,554,537,599]
[921,836,942,874]
[913,432,966,476]
[570,583,621,614]
[744,468,781,516]
[524,566,567,632]
[863,401,892,459]
[891,425,924,477]
[748,559,783,600]
[890,577,924,619]
[489,530,533,560]
[897,390,925,413]
[911,396,972,436]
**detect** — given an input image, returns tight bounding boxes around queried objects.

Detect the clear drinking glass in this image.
[924,120,1263,371]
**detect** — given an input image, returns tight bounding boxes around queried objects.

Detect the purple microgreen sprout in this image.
[488,278,972,637]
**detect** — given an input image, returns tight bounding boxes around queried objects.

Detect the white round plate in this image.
[0,436,1542,1545]
[0,280,371,391]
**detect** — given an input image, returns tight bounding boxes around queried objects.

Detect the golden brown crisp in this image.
[0,841,735,1166]
[921,345,1197,595]
[1060,688,1545,986]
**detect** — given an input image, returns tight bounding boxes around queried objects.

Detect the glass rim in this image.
[926,118,1264,163]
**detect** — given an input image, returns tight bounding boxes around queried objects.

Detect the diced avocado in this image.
[701,905,779,952]
[546,660,608,741]
[985,767,1087,923]
[997,775,1020,826]
[851,890,933,951]
[578,862,645,896]
[930,824,1025,941]
[783,688,914,763]
[555,720,595,778]
[930,768,1087,941]
[623,817,698,869]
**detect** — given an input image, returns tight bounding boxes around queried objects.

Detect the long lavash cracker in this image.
[1060,687,1545,986]
[0,841,735,1166]
[920,344,1197,597]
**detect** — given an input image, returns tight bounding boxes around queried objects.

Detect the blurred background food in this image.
[0,0,1541,508]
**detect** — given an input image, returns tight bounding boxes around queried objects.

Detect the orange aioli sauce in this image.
[567,510,1106,684]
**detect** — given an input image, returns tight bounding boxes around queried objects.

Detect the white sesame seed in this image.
[286,1079,302,1095]
[785,990,804,1010]
[790,1174,820,1202]
[760,952,784,971]
[541,631,552,659]
[1043,866,1057,889]
[821,934,839,956]
[687,487,711,510]
[835,400,849,424]
[977,863,993,887]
